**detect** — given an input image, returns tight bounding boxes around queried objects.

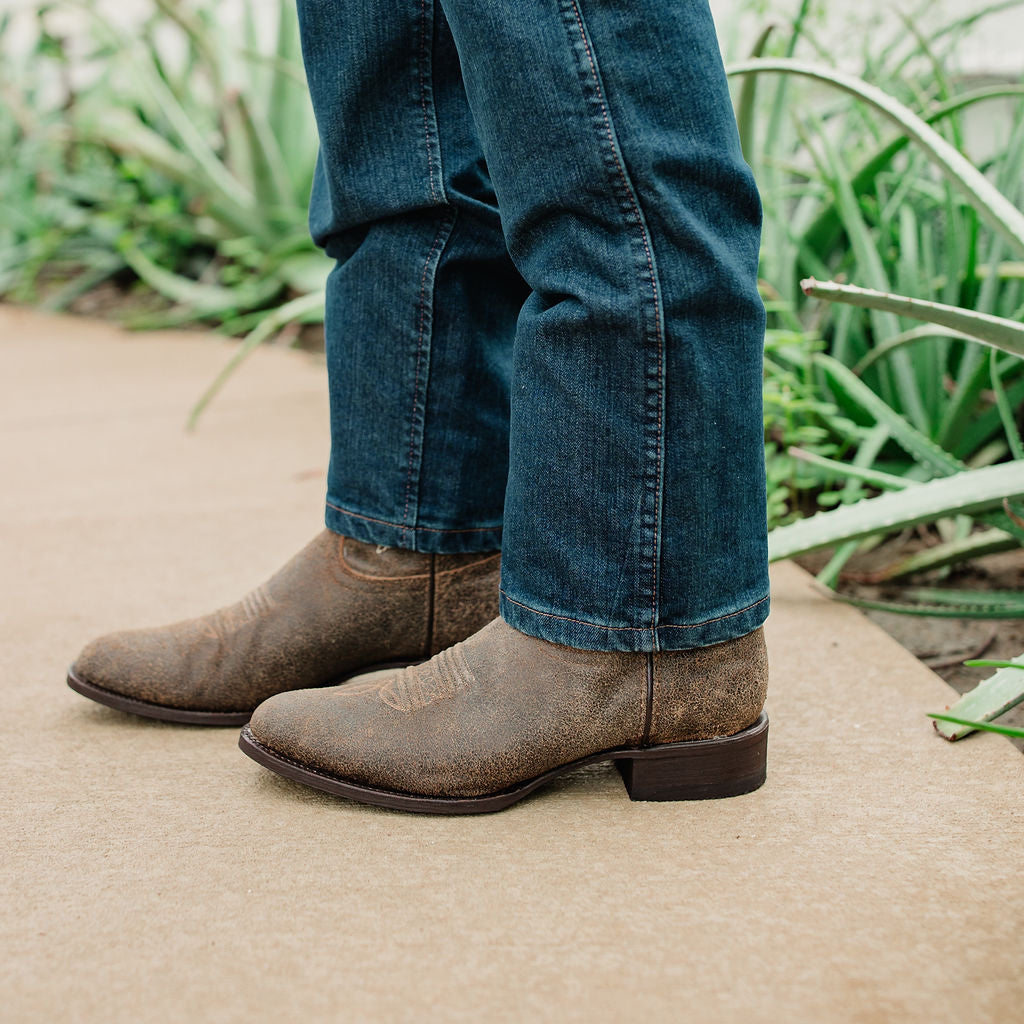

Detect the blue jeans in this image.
[298,0,769,652]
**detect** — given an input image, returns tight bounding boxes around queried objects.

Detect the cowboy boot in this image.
[239,615,768,812]
[67,530,500,725]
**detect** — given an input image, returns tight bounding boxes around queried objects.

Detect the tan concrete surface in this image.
[3,304,1022,1023]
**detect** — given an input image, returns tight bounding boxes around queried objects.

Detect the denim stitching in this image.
[562,0,666,644]
[400,212,457,545]
[418,0,442,204]
[501,588,768,633]
[328,499,501,535]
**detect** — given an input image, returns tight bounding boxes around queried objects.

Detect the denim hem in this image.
[499,589,770,653]
[325,499,502,554]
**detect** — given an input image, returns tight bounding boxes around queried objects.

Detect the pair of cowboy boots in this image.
[68,531,768,813]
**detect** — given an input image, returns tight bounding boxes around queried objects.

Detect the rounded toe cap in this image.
[69,627,199,709]
[71,632,139,695]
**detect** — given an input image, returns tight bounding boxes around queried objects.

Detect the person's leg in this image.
[66,0,523,724]
[245,0,771,809]
[444,0,768,650]
[302,0,527,553]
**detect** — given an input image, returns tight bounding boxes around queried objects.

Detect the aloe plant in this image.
[728,57,1024,255]
[768,461,1024,561]
[729,3,1024,600]
[800,279,1024,358]
[1,1,325,334]
[930,655,1024,740]
[727,5,1024,511]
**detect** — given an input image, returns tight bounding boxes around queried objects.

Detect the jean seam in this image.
[418,0,444,204]
[400,211,458,546]
[560,0,667,645]
[328,499,501,535]
[501,588,768,633]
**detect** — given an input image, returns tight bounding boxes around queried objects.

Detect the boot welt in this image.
[65,662,420,727]
[238,714,768,814]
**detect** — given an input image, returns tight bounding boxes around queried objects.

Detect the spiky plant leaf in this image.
[768,461,1024,560]
[726,58,1024,255]
[802,278,1024,358]
[932,654,1024,740]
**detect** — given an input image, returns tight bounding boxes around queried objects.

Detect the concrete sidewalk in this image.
[3,305,1022,1023]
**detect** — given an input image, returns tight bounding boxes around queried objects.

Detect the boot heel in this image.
[617,714,768,801]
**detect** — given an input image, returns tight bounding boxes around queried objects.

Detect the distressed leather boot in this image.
[67,530,500,725]
[240,616,768,813]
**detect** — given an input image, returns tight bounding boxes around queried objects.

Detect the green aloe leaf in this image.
[928,714,1024,739]
[808,127,929,431]
[852,325,978,378]
[990,350,1024,459]
[931,653,1024,740]
[872,528,1019,580]
[802,278,1024,358]
[834,589,1024,617]
[120,243,282,315]
[787,447,910,491]
[815,424,892,588]
[726,58,1024,255]
[768,461,1024,561]
[816,354,963,477]
[799,87,1024,270]
[736,23,774,164]
[187,289,326,429]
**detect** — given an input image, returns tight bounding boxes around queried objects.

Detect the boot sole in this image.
[66,662,419,727]
[238,714,768,814]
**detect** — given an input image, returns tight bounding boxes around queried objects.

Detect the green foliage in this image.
[728,3,1024,585]
[930,654,1024,740]
[733,5,1024,746]
[0,1,325,331]
[762,324,854,527]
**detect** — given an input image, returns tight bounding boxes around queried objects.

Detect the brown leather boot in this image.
[67,530,501,725]
[240,616,768,813]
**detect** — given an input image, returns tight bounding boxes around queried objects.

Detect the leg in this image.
[246,0,772,809]
[66,0,521,722]
[438,0,768,649]
[301,0,528,553]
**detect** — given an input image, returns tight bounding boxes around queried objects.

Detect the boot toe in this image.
[72,632,146,696]
[70,628,194,707]
[249,673,401,784]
